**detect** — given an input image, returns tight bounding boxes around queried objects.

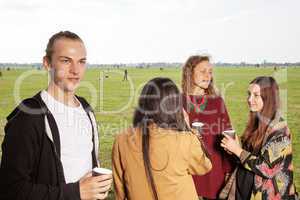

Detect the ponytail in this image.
[142,117,159,200]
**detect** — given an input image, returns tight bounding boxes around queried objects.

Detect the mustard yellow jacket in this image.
[112,124,212,200]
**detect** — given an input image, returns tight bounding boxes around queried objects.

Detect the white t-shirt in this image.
[41,90,93,183]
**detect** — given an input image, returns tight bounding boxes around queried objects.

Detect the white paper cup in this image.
[92,167,112,176]
[192,122,205,134]
[223,130,236,138]
[192,122,204,128]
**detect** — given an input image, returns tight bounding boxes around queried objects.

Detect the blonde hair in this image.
[181,55,218,96]
[45,31,83,62]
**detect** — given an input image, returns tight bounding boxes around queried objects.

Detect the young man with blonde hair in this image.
[0,31,112,200]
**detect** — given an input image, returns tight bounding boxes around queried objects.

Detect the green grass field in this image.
[0,67,299,199]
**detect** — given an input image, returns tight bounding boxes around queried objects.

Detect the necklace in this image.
[187,95,208,113]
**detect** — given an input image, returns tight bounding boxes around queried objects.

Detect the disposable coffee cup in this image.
[192,122,210,157]
[223,130,236,139]
[92,167,112,176]
[191,122,204,134]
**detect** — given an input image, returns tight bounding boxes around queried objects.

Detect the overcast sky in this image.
[0,0,299,64]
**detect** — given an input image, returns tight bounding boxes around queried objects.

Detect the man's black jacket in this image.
[0,92,99,200]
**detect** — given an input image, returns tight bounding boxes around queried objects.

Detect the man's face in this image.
[44,38,87,93]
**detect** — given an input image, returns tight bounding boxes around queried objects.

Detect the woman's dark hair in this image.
[241,76,280,153]
[133,77,189,200]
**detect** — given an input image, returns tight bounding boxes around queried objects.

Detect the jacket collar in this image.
[127,123,188,152]
[22,91,98,167]
[263,113,288,145]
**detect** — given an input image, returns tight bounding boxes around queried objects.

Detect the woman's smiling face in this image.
[247,83,264,112]
[192,60,213,89]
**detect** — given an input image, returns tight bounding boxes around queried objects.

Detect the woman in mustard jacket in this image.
[112,77,212,200]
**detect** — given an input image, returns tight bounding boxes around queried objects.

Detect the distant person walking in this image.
[123,69,128,81]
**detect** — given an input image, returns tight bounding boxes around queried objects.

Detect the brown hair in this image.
[241,76,280,153]
[133,77,189,200]
[181,55,217,96]
[45,31,83,62]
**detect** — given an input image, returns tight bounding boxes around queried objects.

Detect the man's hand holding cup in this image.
[79,168,113,200]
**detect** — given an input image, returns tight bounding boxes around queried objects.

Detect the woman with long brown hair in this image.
[112,77,212,200]
[220,76,298,200]
[181,55,235,200]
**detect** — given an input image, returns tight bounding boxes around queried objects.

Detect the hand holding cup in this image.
[79,168,113,200]
[220,130,243,157]
[191,122,204,136]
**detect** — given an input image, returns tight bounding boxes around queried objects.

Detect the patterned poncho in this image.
[220,117,298,200]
